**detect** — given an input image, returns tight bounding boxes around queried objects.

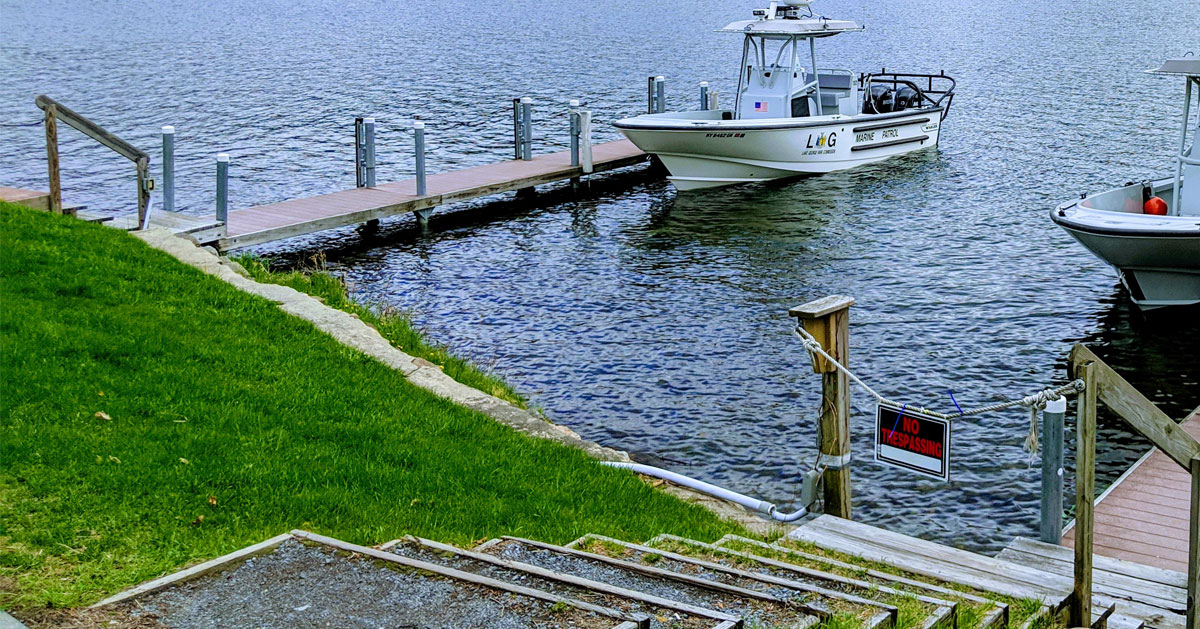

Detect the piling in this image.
[364,117,377,188]
[647,76,656,114]
[699,82,709,111]
[414,120,427,196]
[569,100,581,168]
[162,126,175,212]
[1070,362,1097,628]
[512,98,522,159]
[655,76,666,113]
[520,97,533,161]
[579,109,594,174]
[789,295,855,519]
[216,153,229,223]
[1039,396,1067,544]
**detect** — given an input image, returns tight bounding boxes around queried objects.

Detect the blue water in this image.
[2,0,1198,551]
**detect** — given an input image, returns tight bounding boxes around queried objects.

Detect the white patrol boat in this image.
[1051,57,1200,310]
[613,0,956,190]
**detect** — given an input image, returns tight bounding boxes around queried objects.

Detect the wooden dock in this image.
[214,139,647,251]
[1061,406,1200,573]
[0,186,82,214]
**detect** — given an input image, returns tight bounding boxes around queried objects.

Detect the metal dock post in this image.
[355,117,368,188]
[1039,396,1067,544]
[655,76,666,113]
[161,126,175,212]
[699,82,709,111]
[520,97,533,161]
[569,100,581,168]
[216,153,229,223]
[414,120,427,196]
[512,98,522,159]
[364,117,376,188]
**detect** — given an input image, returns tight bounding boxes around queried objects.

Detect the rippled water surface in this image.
[3,0,1198,551]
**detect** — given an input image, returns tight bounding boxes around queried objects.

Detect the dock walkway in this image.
[217,139,646,251]
[1061,406,1200,573]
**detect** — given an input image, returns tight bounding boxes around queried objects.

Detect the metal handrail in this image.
[859,71,957,120]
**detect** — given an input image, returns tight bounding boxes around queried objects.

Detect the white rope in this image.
[792,327,887,402]
[792,325,1084,424]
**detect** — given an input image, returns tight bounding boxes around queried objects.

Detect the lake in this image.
[2,0,1197,551]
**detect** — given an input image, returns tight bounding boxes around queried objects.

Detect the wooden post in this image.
[136,156,149,228]
[1189,456,1199,629]
[789,295,855,520]
[44,103,62,214]
[1071,361,1096,627]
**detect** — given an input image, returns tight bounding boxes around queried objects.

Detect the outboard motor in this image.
[863,84,895,114]
[894,86,920,111]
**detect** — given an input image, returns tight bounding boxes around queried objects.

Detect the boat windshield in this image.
[724,5,862,120]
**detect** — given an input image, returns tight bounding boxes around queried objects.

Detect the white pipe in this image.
[601,461,809,522]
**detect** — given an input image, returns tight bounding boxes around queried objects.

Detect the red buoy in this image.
[1144,196,1168,215]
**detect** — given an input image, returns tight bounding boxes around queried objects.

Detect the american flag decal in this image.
[754,101,768,112]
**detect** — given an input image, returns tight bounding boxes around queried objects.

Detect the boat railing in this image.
[859,71,956,120]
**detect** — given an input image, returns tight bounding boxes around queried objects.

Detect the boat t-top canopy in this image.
[1148,56,1200,216]
[1146,57,1200,77]
[718,18,862,38]
[719,1,862,38]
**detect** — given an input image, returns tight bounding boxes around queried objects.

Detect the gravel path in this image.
[391,540,716,629]
[130,539,618,628]
[485,540,818,628]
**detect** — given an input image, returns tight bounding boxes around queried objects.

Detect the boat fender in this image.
[1144,196,1168,215]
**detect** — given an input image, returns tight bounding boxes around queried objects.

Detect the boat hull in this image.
[615,109,942,190]
[1051,185,1200,309]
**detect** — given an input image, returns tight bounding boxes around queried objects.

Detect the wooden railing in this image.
[1067,343,1200,629]
[35,95,151,225]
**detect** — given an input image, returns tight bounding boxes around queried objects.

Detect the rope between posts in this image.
[792,324,1084,420]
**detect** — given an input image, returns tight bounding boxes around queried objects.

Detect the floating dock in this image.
[212,139,646,251]
[1061,406,1200,573]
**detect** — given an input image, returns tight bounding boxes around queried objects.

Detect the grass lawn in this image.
[0,202,737,612]
[234,253,526,407]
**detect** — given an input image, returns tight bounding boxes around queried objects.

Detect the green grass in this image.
[233,253,525,407]
[770,537,1047,628]
[640,536,937,629]
[0,202,738,611]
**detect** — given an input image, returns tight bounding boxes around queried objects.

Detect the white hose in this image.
[601,461,809,523]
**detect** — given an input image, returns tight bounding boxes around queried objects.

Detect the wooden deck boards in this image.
[1062,407,1200,573]
[0,186,50,208]
[998,537,1184,628]
[218,140,646,250]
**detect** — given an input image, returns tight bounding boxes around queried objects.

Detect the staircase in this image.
[93,515,1183,629]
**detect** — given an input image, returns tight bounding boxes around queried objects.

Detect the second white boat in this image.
[614,1,956,191]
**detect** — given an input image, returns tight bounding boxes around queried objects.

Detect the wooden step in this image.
[569,534,899,629]
[383,535,739,629]
[713,534,1009,629]
[998,537,1180,629]
[637,533,956,629]
[477,536,821,629]
[790,515,1072,610]
[92,530,647,628]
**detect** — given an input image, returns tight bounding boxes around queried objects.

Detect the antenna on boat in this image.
[758,0,815,20]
